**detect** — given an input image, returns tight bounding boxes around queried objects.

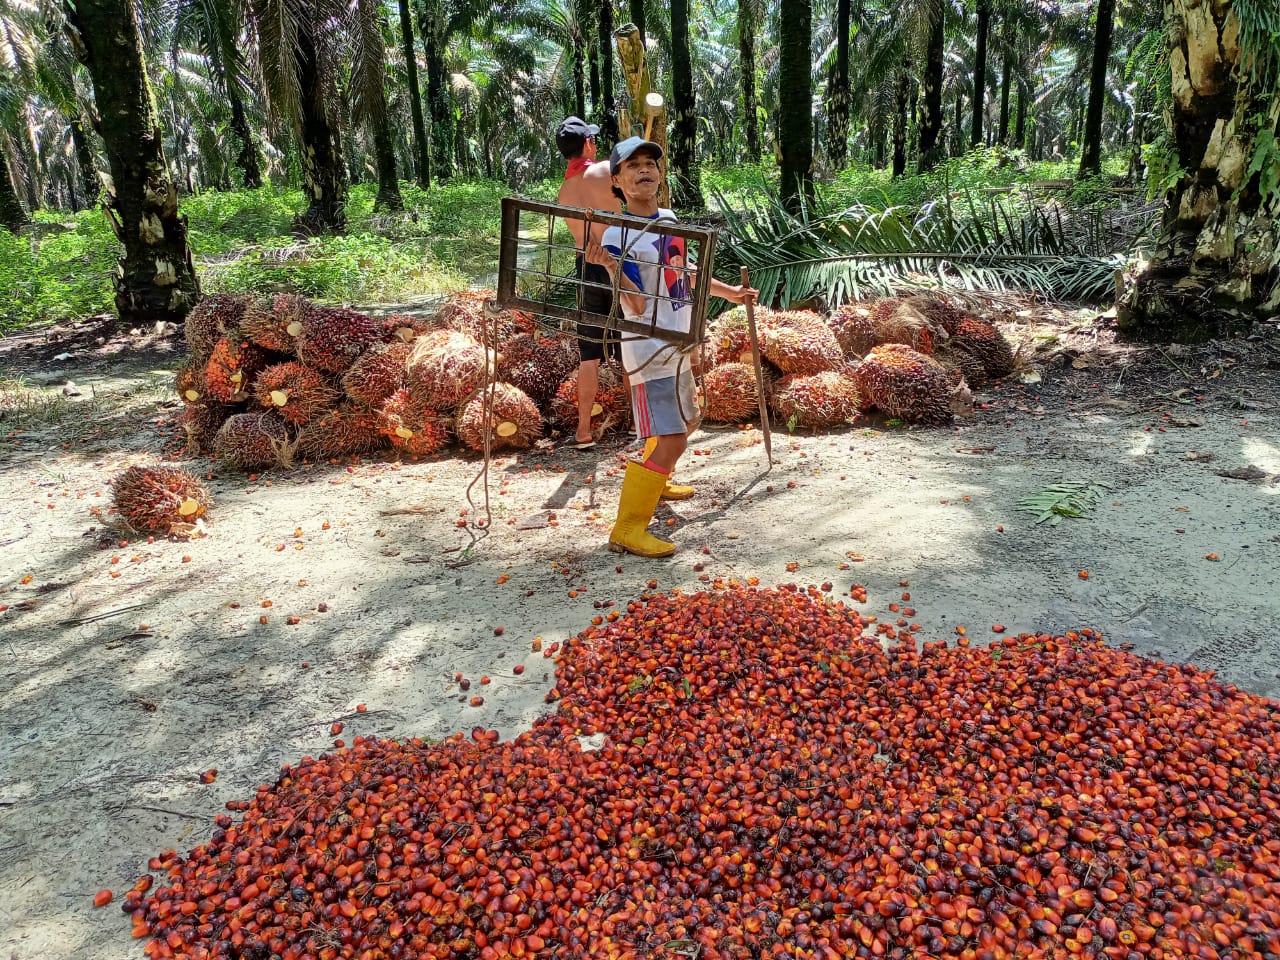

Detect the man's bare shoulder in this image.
[581,162,622,212]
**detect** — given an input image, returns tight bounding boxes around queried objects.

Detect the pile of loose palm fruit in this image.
[121,586,1280,960]
[175,291,1016,470]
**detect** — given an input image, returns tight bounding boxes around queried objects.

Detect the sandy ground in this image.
[2,311,1279,959]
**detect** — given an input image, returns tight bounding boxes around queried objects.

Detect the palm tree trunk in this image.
[629,0,645,45]
[227,87,263,189]
[997,48,1012,144]
[892,69,909,178]
[778,0,813,209]
[69,115,100,203]
[398,0,431,189]
[670,0,701,209]
[1014,78,1027,147]
[971,0,989,146]
[826,0,850,169]
[0,141,29,233]
[372,116,403,211]
[1078,0,1115,176]
[917,6,945,172]
[1118,0,1278,341]
[739,0,760,162]
[586,0,600,112]
[572,18,586,118]
[421,0,453,181]
[597,0,616,143]
[289,24,347,231]
[62,0,200,322]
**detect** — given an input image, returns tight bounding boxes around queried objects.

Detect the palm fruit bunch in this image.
[854,343,967,423]
[378,387,451,457]
[902,294,969,335]
[498,334,579,407]
[296,306,380,374]
[110,465,210,534]
[549,360,628,432]
[950,315,1017,379]
[294,405,388,461]
[829,302,881,360]
[253,362,339,427]
[341,342,411,408]
[435,289,536,350]
[406,329,492,410]
[180,401,235,454]
[239,293,308,353]
[706,307,755,366]
[758,309,843,375]
[174,358,207,404]
[184,292,251,359]
[875,300,945,355]
[380,313,438,345]
[212,412,292,469]
[203,336,268,403]
[770,369,863,429]
[935,345,989,389]
[701,362,762,423]
[455,383,543,452]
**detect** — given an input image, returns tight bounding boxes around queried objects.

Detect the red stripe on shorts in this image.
[633,382,651,437]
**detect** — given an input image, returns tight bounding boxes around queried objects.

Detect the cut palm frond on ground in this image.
[713,181,1155,309]
[1018,480,1112,525]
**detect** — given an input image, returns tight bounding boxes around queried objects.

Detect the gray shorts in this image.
[631,368,699,438]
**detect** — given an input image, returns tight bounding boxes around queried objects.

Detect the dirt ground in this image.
[2,306,1279,960]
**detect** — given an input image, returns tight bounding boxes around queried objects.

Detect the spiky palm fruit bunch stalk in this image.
[296,306,380,374]
[111,465,211,533]
[253,362,340,427]
[175,359,207,404]
[935,347,988,389]
[706,307,754,366]
[854,344,962,424]
[701,362,763,423]
[770,370,863,430]
[436,290,535,349]
[240,294,305,353]
[951,316,1016,379]
[406,330,493,411]
[500,335,579,407]
[381,313,439,344]
[758,310,844,375]
[874,301,944,356]
[378,388,451,457]
[829,303,881,361]
[903,295,969,335]
[184,293,251,359]
[549,361,628,431]
[204,336,268,403]
[213,412,293,469]
[456,383,544,452]
[341,343,411,408]
[180,402,234,454]
[294,405,388,461]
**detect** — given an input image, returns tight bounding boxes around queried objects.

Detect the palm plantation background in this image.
[1,0,1277,340]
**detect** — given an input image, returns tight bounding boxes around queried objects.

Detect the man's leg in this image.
[575,358,601,445]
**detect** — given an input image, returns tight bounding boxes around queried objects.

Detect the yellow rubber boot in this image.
[642,436,695,501]
[608,461,676,558]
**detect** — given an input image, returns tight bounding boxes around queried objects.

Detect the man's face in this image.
[612,150,660,202]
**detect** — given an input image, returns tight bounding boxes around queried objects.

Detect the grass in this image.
[2,149,1132,334]
[0,371,174,448]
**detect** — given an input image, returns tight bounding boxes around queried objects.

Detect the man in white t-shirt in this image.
[585,136,756,558]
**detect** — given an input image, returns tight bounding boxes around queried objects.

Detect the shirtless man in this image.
[555,116,624,449]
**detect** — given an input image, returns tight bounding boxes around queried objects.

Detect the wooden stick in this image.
[740,266,772,469]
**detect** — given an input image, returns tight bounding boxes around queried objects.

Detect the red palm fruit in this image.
[204,336,268,403]
[180,401,234,455]
[829,302,881,360]
[854,343,965,423]
[549,360,627,430]
[951,316,1016,378]
[379,387,451,456]
[184,293,251,359]
[758,310,843,375]
[175,358,207,404]
[294,404,388,461]
[702,362,762,424]
[240,294,306,353]
[406,330,493,411]
[111,465,211,533]
[455,383,543,452]
[499,335,579,408]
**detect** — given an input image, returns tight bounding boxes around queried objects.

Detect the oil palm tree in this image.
[61,0,201,321]
[670,0,701,208]
[351,0,403,210]
[738,0,763,162]
[396,0,431,188]
[1076,0,1115,175]
[779,0,813,208]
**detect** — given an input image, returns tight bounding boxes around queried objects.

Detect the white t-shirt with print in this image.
[601,210,694,384]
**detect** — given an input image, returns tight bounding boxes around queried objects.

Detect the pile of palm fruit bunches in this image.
[177,291,1016,470]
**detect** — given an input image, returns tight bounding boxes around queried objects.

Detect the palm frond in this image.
[712,176,1154,308]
